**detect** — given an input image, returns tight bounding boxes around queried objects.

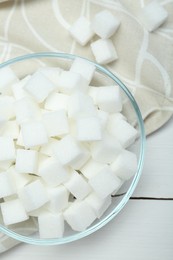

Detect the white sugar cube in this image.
[19,180,49,212]
[40,138,59,156]
[97,110,109,129]
[139,1,168,32]
[42,110,69,137]
[11,75,31,100]
[1,199,28,225]
[15,97,41,124]
[68,92,96,119]
[80,158,106,179]
[45,92,69,111]
[64,200,96,231]
[24,71,56,103]
[58,71,89,94]
[96,86,122,113]
[91,133,122,163]
[21,121,48,148]
[76,116,102,141]
[53,135,90,169]
[64,170,91,200]
[15,149,38,174]
[111,150,137,180]
[108,119,138,148]
[0,121,19,139]
[69,16,95,46]
[85,193,112,218]
[70,58,96,84]
[0,96,15,120]
[0,67,19,95]
[92,10,120,38]
[90,39,118,64]
[38,212,64,238]
[0,137,15,161]
[89,166,122,199]
[47,185,69,212]
[38,67,61,86]
[39,157,70,187]
[8,166,33,190]
[0,171,16,198]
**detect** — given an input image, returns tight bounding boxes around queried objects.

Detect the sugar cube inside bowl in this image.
[0,54,143,242]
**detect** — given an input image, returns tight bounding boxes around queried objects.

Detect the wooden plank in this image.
[1,200,173,260]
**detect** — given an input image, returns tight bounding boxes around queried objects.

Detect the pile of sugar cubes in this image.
[69,3,168,64]
[0,57,138,239]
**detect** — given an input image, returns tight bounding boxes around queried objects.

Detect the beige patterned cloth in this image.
[0,0,173,252]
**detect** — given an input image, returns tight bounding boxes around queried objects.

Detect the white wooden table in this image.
[1,117,173,260]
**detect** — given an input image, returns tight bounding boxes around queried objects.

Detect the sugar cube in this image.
[18,180,49,212]
[38,67,61,86]
[69,16,95,46]
[24,71,56,103]
[64,170,91,200]
[0,121,19,139]
[45,92,69,111]
[64,200,96,231]
[15,149,38,174]
[0,67,19,95]
[110,150,137,180]
[21,121,48,148]
[8,166,33,190]
[38,212,64,238]
[42,110,69,137]
[47,185,69,212]
[92,10,120,38]
[1,199,28,225]
[0,171,16,198]
[90,39,118,64]
[80,158,106,179]
[39,157,70,187]
[0,137,15,161]
[89,166,122,199]
[11,75,31,100]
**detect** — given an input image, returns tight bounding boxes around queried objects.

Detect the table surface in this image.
[1,117,173,260]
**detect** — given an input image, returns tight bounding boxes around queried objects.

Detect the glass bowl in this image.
[0,52,145,245]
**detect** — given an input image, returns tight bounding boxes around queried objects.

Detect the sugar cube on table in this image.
[107,119,138,148]
[39,157,70,187]
[64,200,96,231]
[85,192,112,218]
[96,86,122,113]
[38,212,64,238]
[91,39,118,65]
[0,171,16,198]
[0,137,16,161]
[23,71,56,103]
[68,92,96,119]
[89,166,122,199]
[64,170,91,200]
[11,75,31,100]
[80,158,106,179]
[47,185,69,212]
[42,110,69,137]
[92,10,120,39]
[18,180,49,212]
[0,96,15,120]
[53,135,90,169]
[15,97,41,124]
[0,67,19,95]
[70,58,96,84]
[0,121,19,140]
[57,71,89,94]
[91,133,122,164]
[76,116,102,141]
[69,16,95,46]
[44,92,69,111]
[21,121,48,148]
[15,149,38,174]
[139,1,168,32]
[110,150,137,181]
[37,67,61,86]
[0,199,28,225]
[8,166,33,190]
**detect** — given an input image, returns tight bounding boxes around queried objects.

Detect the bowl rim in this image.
[0,52,146,245]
